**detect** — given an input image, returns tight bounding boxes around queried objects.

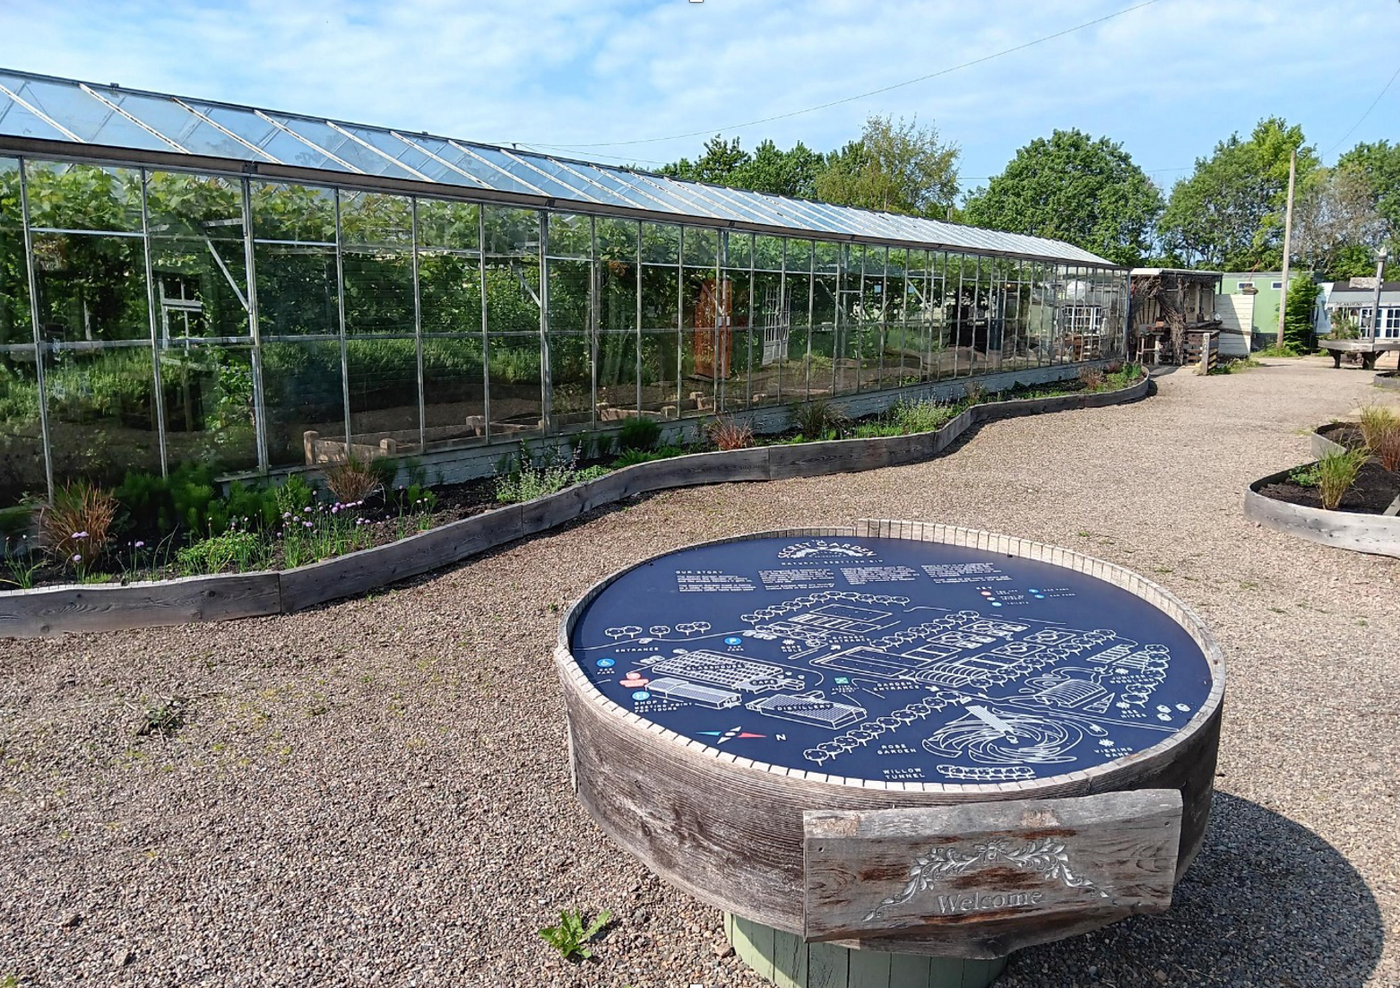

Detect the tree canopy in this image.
[813,115,960,219]
[1157,117,1319,270]
[961,129,1161,267]
[659,135,825,199]
[1335,139,1400,260]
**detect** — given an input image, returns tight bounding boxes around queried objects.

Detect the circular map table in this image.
[555,523,1225,987]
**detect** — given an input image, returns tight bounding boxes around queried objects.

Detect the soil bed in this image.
[1258,460,1400,513]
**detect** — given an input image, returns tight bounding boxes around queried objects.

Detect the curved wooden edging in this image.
[1310,428,1349,459]
[1244,467,1400,558]
[553,519,1224,955]
[0,376,1151,638]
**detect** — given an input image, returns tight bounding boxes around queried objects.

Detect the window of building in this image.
[1385,307,1400,338]
[1236,281,1253,290]
[1271,281,1283,290]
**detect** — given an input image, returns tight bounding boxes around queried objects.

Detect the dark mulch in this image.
[1316,421,1366,449]
[1259,459,1400,514]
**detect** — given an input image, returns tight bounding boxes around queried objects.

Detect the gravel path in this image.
[2,356,1397,988]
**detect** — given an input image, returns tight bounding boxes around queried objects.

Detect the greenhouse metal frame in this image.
[0,69,1127,506]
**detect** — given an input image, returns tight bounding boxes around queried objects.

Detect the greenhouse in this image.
[0,68,1126,507]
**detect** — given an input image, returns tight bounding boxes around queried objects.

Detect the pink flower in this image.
[71,553,82,562]
[135,540,145,548]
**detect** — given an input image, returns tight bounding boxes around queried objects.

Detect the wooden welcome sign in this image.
[803,789,1182,953]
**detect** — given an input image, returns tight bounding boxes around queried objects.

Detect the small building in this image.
[1324,279,1400,340]
[1129,269,1225,363]
[1217,271,1289,347]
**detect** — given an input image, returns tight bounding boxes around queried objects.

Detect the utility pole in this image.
[1368,248,1388,341]
[1276,149,1297,349]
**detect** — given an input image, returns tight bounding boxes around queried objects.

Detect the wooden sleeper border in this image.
[0,377,1150,638]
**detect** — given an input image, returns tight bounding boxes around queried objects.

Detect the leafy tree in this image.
[1335,140,1400,259]
[1158,117,1319,270]
[814,114,960,219]
[1292,163,1388,280]
[961,129,1161,267]
[660,136,824,199]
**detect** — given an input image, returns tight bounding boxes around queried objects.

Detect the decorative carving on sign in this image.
[864,837,1109,922]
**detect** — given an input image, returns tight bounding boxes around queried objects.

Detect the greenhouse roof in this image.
[0,67,1114,267]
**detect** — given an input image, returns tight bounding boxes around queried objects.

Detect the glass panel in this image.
[157,344,259,474]
[484,205,542,436]
[6,77,170,151]
[422,336,485,445]
[547,213,592,261]
[250,181,336,244]
[411,138,539,196]
[596,236,637,417]
[0,90,72,142]
[749,267,784,408]
[197,104,342,171]
[33,233,148,343]
[0,159,42,505]
[109,90,251,159]
[338,124,445,179]
[640,264,680,416]
[253,242,338,337]
[810,267,838,398]
[347,338,420,452]
[417,199,479,253]
[339,191,412,249]
[682,226,718,268]
[275,115,421,179]
[641,222,679,265]
[546,255,593,432]
[786,249,815,401]
[0,347,43,507]
[342,249,414,336]
[465,144,580,199]
[262,340,344,469]
[145,171,244,242]
[25,161,143,233]
[45,346,161,488]
[149,240,248,342]
[720,249,751,412]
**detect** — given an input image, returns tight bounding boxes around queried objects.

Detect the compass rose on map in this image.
[699,726,766,744]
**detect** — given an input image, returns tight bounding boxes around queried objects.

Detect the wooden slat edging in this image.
[1244,471,1400,559]
[0,572,281,637]
[1,378,1148,636]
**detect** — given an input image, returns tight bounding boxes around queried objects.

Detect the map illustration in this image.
[568,536,1213,784]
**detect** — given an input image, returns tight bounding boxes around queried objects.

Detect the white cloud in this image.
[1,0,1395,186]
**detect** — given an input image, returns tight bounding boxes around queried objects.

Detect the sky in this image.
[1,0,1397,198]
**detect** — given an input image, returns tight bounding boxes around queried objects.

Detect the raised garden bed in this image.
[1247,418,1400,558]
[1,374,1150,637]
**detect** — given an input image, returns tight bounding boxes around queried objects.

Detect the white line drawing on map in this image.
[923,708,1084,767]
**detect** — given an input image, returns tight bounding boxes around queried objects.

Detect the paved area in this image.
[2,355,1397,988]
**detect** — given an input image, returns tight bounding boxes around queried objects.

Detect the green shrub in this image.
[176,529,267,574]
[789,399,848,439]
[275,475,316,516]
[617,416,662,452]
[1316,448,1367,510]
[1283,275,1320,352]
[892,399,957,434]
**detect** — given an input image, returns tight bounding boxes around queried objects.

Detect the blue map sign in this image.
[567,536,1214,785]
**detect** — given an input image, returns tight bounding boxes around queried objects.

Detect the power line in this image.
[529,0,1163,151]
[1324,62,1400,157]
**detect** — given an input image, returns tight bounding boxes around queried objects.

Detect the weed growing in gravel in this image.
[1315,449,1368,510]
[137,697,188,738]
[539,908,611,961]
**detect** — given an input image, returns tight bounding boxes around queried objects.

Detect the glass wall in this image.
[0,152,1129,507]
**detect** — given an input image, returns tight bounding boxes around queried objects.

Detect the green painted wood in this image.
[726,914,1005,988]
[772,925,809,988]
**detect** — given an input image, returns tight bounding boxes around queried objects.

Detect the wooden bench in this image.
[1319,338,1400,370]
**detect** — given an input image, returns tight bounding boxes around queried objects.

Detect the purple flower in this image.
[303,506,312,513]
[73,531,88,539]
[135,540,145,549]
[303,521,313,529]
[71,553,82,562]
[283,511,292,519]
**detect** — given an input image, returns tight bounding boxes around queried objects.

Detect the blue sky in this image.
[1,0,1397,197]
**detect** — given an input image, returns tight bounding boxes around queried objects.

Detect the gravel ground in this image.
[2,355,1397,988]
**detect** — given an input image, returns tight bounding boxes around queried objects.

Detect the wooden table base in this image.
[725,914,1008,988]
